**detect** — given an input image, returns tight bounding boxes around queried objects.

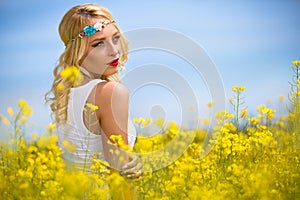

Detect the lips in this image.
[109,58,119,67]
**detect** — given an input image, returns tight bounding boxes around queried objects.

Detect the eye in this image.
[92,41,104,47]
[112,35,120,43]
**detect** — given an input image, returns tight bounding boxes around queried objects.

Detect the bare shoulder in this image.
[96,81,129,98]
[94,81,129,107]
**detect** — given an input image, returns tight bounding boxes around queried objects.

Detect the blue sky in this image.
[0,0,299,133]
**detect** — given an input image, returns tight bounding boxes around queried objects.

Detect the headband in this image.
[78,19,115,38]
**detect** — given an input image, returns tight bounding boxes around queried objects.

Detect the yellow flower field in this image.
[0,60,299,199]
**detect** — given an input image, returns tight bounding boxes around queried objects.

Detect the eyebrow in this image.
[90,31,119,43]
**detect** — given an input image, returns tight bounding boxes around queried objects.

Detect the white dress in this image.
[57,79,136,171]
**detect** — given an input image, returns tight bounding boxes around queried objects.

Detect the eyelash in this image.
[92,35,121,47]
[113,35,120,42]
[92,41,104,47]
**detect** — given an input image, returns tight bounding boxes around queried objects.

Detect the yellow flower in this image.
[86,103,99,111]
[133,117,151,127]
[31,132,38,140]
[293,91,300,96]
[18,99,27,108]
[167,121,179,135]
[256,104,266,113]
[266,109,276,120]
[292,59,300,67]
[62,140,77,152]
[154,117,165,127]
[202,118,210,125]
[15,127,22,133]
[207,102,214,108]
[22,106,32,116]
[231,85,246,93]
[27,145,38,154]
[7,107,14,116]
[0,115,10,125]
[142,118,152,127]
[109,134,131,150]
[256,105,276,120]
[133,117,142,123]
[46,123,56,133]
[15,99,33,116]
[278,95,285,101]
[60,66,83,86]
[250,117,259,125]
[19,182,29,189]
[238,86,246,91]
[240,108,248,119]
[57,82,65,90]
[40,191,46,197]
[217,110,234,120]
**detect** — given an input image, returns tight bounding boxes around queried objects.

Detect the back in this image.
[57,79,136,171]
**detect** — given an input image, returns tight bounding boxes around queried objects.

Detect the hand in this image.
[120,155,142,180]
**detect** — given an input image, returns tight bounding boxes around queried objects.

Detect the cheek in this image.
[81,49,107,72]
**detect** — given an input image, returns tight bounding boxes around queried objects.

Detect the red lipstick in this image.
[109,58,119,67]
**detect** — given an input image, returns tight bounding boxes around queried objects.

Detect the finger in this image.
[121,162,142,175]
[128,155,140,166]
[126,169,142,180]
[122,155,140,170]
[132,154,141,162]
[133,176,142,181]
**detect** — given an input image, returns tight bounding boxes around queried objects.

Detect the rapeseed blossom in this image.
[0,115,10,125]
[207,101,214,108]
[45,123,56,134]
[292,59,300,67]
[60,66,83,86]
[0,59,299,199]
[279,95,285,101]
[231,85,246,94]
[85,103,99,111]
[18,99,32,116]
[7,107,14,116]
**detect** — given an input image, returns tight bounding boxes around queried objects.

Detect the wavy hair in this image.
[45,4,128,124]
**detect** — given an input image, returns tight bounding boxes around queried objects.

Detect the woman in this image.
[45,3,142,181]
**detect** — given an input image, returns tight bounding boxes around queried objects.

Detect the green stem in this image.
[83,109,91,172]
[235,92,240,132]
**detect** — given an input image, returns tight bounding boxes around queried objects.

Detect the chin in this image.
[104,69,118,77]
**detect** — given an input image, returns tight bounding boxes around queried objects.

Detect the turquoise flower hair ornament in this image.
[78,19,115,38]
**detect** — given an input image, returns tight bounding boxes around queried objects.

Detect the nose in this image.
[108,41,118,57]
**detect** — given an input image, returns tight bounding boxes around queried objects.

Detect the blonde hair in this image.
[45,3,128,124]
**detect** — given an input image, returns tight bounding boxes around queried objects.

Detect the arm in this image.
[95,81,130,170]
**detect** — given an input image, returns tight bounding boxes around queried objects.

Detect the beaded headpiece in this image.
[78,19,115,38]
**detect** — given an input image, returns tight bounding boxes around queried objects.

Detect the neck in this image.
[80,67,102,80]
